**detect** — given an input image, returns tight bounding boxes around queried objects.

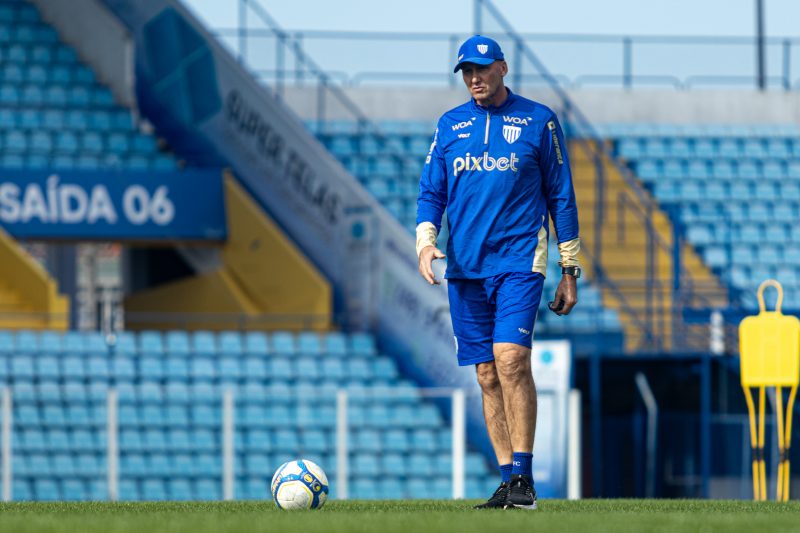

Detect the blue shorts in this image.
[448,272,545,366]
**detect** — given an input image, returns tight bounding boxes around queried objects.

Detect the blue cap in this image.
[453,35,505,73]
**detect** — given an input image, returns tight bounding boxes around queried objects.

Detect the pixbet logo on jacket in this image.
[452,152,519,176]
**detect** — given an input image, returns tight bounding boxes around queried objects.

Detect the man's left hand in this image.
[550,275,578,316]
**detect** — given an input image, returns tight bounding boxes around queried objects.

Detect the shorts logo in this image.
[454,336,459,353]
[477,44,488,54]
[503,125,521,144]
[518,327,530,335]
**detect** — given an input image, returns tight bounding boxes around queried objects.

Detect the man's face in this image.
[460,60,508,105]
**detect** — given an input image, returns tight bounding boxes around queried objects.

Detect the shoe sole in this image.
[505,501,537,510]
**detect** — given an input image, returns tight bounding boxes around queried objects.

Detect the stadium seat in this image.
[191,331,218,356]
[244,332,270,356]
[218,331,243,355]
[270,332,297,356]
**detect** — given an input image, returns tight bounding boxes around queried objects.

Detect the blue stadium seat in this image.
[192,331,217,356]
[321,333,347,358]
[411,429,437,452]
[347,358,372,381]
[139,331,164,356]
[244,332,269,356]
[111,332,137,355]
[268,359,293,380]
[380,454,406,477]
[169,479,192,501]
[142,479,167,501]
[353,455,380,477]
[373,357,398,381]
[191,359,217,381]
[165,382,189,403]
[139,357,164,380]
[242,357,267,380]
[34,479,60,501]
[349,333,376,356]
[295,357,320,381]
[139,382,164,404]
[194,479,220,500]
[119,480,139,501]
[191,404,220,428]
[218,332,243,355]
[35,356,60,380]
[271,332,296,356]
[165,331,191,356]
[86,357,109,379]
[218,357,241,380]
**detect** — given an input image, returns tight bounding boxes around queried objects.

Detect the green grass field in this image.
[1,500,800,532]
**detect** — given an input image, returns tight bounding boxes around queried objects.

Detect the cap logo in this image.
[458,54,464,61]
[477,44,488,54]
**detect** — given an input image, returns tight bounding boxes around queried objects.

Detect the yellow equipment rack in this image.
[739,279,800,501]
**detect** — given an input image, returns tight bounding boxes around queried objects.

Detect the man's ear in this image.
[499,60,508,76]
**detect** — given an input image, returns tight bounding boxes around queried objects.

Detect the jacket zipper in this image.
[484,112,490,144]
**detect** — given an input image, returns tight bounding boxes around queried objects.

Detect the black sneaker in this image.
[473,481,510,509]
[505,474,537,510]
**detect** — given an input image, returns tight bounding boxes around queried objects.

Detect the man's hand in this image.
[549,274,578,315]
[418,245,446,285]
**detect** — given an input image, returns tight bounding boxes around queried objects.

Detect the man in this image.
[416,35,580,510]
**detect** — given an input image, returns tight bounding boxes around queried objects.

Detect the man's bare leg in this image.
[475,361,513,465]
[493,342,538,508]
[493,342,537,452]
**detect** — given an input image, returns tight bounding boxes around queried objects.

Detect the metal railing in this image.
[210,26,800,91]
[0,384,470,501]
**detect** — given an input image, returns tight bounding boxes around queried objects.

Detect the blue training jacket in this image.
[416,89,579,279]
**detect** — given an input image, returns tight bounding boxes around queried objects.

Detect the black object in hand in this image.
[548,299,565,313]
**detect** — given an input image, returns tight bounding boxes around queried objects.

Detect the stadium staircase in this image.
[0,329,496,501]
[608,123,800,313]
[0,227,68,330]
[569,141,727,351]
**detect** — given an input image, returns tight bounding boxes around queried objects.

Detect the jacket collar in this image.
[469,87,515,115]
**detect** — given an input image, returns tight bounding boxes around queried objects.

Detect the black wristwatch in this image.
[562,266,581,278]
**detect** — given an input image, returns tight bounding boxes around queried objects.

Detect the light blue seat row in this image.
[0,63,94,85]
[0,329,378,357]
[0,83,112,107]
[0,108,134,131]
[681,201,799,224]
[635,158,800,181]
[0,130,156,156]
[598,122,800,138]
[619,137,799,160]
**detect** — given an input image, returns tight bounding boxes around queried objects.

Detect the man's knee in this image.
[476,361,500,391]
[494,345,531,381]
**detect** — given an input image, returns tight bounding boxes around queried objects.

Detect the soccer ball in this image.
[271,459,329,510]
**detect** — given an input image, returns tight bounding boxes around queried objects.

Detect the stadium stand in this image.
[606,124,800,310]
[308,120,624,353]
[0,0,178,171]
[0,329,498,501]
